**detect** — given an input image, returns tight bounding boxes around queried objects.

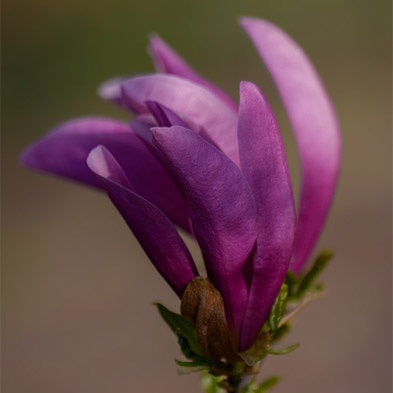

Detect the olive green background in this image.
[2,0,392,392]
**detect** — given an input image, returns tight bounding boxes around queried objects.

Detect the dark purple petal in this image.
[237,81,296,351]
[240,17,341,273]
[130,113,191,199]
[146,101,189,128]
[87,145,198,297]
[130,114,157,147]
[20,117,191,231]
[152,125,257,337]
[121,74,240,165]
[149,34,238,110]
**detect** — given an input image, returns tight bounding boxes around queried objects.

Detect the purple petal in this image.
[146,101,190,128]
[130,114,157,147]
[149,34,238,110]
[87,145,198,297]
[133,104,218,188]
[97,76,131,107]
[20,117,191,231]
[152,125,257,337]
[130,113,190,196]
[146,101,219,148]
[240,17,341,273]
[121,74,240,165]
[237,82,296,351]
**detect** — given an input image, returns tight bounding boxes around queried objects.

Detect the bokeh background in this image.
[2,0,392,392]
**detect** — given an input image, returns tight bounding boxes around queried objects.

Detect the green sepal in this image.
[284,271,298,298]
[175,357,211,375]
[254,375,281,393]
[155,303,203,356]
[268,283,288,333]
[177,364,209,375]
[175,359,210,368]
[266,343,299,355]
[296,250,333,297]
[201,371,225,393]
[175,358,211,377]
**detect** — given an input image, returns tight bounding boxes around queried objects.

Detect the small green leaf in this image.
[285,271,298,298]
[271,323,290,342]
[268,284,288,332]
[314,282,325,292]
[155,303,203,356]
[297,250,333,297]
[267,343,299,355]
[254,375,281,392]
[176,335,195,359]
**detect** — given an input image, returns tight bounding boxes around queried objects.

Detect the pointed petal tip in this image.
[239,81,269,109]
[150,125,171,145]
[19,137,55,171]
[238,16,252,25]
[151,125,186,146]
[239,80,249,90]
[239,18,279,41]
[19,116,134,185]
[86,145,130,189]
[144,100,163,118]
[19,143,38,169]
[148,32,163,46]
[150,125,169,136]
[239,16,269,27]
[239,80,259,94]
[148,33,168,74]
[86,145,106,173]
[97,77,127,104]
[18,143,41,170]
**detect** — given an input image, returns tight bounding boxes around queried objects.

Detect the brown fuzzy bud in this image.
[181,277,240,361]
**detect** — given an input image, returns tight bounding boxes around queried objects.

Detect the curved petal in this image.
[146,101,218,148]
[121,74,240,165]
[146,101,189,128]
[97,76,131,107]
[240,17,341,273]
[149,34,238,110]
[237,82,296,351]
[152,125,257,337]
[130,114,157,147]
[20,117,191,231]
[87,145,198,297]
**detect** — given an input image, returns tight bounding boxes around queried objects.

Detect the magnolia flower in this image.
[20,17,341,352]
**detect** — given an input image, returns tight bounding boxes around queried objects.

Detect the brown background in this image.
[2,0,392,392]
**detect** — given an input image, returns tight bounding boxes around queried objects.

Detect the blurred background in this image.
[2,0,392,392]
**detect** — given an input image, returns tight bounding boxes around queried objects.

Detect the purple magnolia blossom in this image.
[20,17,341,351]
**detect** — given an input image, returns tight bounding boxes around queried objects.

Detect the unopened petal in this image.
[20,117,191,231]
[240,17,341,273]
[87,145,198,297]
[237,81,296,351]
[122,74,240,165]
[149,34,237,110]
[146,101,218,147]
[152,125,257,337]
